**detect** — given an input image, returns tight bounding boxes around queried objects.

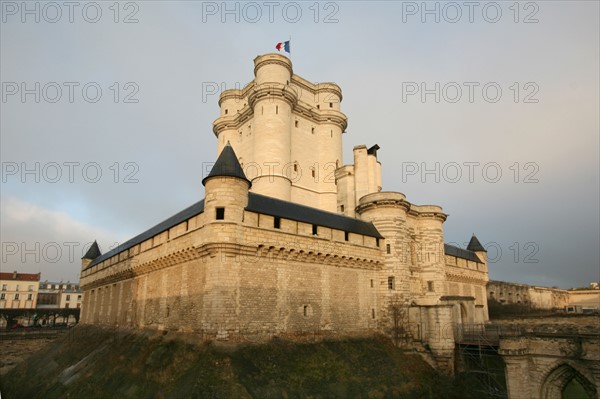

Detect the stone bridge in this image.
[500,332,599,399]
[456,320,600,399]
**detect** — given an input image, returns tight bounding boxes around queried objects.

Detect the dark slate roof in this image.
[84,192,384,270]
[444,244,482,263]
[367,144,380,156]
[202,143,251,187]
[85,200,205,269]
[247,193,384,239]
[82,240,102,260]
[467,234,486,252]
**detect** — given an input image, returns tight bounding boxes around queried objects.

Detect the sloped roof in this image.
[444,244,482,263]
[0,272,41,281]
[86,199,205,269]
[202,143,251,187]
[85,193,384,270]
[467,235,486,252]
[82,241,102,260]
[247,193,384,239]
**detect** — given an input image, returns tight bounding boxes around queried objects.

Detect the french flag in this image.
[275,40,291,54]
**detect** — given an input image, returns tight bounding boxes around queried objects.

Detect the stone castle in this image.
[79,54,490,369]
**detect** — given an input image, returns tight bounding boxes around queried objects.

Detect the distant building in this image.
[487,280,600,312]
[0,271,40,309]
[37,281,82,309]
[567,288,600,312]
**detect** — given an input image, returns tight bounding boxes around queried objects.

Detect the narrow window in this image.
[274,217,281,229]
[66,295,71,300]
[370,279,374,288]
[340,205,345,212]
[14,293,19,300]
[317,104,320,109]
[27,294,32,300]
[295,120,299,128]
[311,127,315,134]
[311,169,316,178]
[224,109,228,115]
[0,294,5,300]
[1,284,6,291]
[16,285,19,291]
[216,207,225,220]
[387,277,395,290]
[344,231,349,241]
[312,225,318,235]
[293,164,298,172]
[386,244,391,254]
[330,130,333,138]
[303,305,308,317]
[262,106,264,115]
[329,102,333,108]
[371,309,375,319]
[376,238,380,247]
[276,105,279,114]
[427,281,434,292]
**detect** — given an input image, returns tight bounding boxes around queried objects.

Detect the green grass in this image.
[1,326,488,399]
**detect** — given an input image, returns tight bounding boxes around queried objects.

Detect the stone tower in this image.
[356,193,448,305]
[81,240,101,270]
[202,142,251,223]
[336,144,383,217]
[212,53,348,212]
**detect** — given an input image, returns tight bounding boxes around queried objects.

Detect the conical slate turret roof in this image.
[467,235,486,252]
[82,240,102,260]
[202,143,251,187]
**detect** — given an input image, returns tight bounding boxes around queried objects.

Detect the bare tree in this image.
[388,294,410,347]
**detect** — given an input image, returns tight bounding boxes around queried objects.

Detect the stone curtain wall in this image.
[81,210,381,339]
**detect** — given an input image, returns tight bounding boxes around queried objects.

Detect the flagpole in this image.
[288,35,292,60]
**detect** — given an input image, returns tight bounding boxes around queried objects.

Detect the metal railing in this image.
[455,323,521,345]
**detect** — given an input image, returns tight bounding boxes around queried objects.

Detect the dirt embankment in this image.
[0,325,484,399]
[0,336,57,376]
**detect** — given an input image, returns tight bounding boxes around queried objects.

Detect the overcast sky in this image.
[1,1,598,288]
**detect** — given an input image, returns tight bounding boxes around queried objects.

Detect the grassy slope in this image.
[1,326,483,399]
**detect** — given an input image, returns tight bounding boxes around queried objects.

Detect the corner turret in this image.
[81,240,101,270]
[467,234,487,263]
[203,142,251,222]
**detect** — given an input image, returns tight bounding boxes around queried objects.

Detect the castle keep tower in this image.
[212,53,348,212]
[79,53,491,373]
